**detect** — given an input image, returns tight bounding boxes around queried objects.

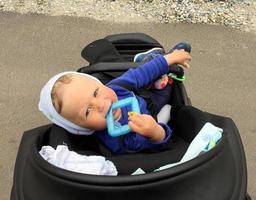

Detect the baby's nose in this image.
[94,98,105,112]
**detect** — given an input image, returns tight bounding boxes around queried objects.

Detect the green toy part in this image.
[169,73,186,82]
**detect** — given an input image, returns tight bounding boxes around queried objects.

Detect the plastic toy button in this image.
[106,97,140,137]
[128,112,136,117]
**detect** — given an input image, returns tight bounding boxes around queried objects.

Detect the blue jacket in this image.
[95,56,172,154]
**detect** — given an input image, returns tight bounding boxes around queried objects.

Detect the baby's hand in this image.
[128,113,165,141]
[164,49,192,69]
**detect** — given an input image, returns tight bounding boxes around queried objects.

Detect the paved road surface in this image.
[0,12,255,200]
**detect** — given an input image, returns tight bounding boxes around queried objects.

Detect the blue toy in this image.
[106,97,140,137]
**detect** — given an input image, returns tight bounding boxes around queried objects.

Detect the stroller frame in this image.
[11,33,250,200]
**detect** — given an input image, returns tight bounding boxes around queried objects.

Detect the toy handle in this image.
[106,97,140,137]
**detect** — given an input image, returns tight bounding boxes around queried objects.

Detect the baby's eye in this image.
[93,88,99,97]
[85,107,92,117]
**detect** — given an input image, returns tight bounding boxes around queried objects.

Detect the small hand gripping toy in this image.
[106,97,140,137]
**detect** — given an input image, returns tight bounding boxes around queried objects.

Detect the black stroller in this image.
[11,33,250,200]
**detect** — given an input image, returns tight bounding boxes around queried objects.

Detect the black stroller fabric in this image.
[11,112,248,200]
[81,39,125,64]
[11,33,249,200]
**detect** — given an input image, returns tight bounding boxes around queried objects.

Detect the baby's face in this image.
[58,75,121,130]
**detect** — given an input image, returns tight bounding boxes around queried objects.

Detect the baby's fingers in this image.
[181,61,190,69]
[128,115,144,126]
[128,120,142,133]
[184,51,192,60]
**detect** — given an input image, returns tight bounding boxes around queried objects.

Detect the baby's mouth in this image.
[112,109,118,116]
[105,103,121,121]
[113,108,122,121]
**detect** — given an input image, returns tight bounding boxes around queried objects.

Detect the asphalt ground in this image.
[0,12,255,200]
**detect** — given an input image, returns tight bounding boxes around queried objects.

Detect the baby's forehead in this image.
[71,73,93,81]
[56,72,101,87]
[70,74,102,87]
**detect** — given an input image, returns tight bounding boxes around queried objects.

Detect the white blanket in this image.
[39,145,118,176]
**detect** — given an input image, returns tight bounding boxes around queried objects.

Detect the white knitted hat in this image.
[38,71,101,135]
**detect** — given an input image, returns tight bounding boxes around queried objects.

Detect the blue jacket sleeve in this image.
[95,123,172,155]
[108,56,169,89]
[122,123,172,153]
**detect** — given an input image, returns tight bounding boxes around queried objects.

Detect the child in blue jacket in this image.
[39,48,191,154]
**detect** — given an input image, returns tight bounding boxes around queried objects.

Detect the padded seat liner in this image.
[41,125,189,175]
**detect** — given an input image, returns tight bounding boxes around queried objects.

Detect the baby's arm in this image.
[108,49,191,89]
[108,56,168,89]
[121,115,172,152]
[96,125,171,154]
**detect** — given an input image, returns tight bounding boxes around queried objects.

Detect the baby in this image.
[39,49,191,154]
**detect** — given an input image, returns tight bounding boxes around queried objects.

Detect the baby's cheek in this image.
[107,88,118,101]
[94,117,107,130]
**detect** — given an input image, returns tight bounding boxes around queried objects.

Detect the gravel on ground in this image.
[0,0,255,32]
